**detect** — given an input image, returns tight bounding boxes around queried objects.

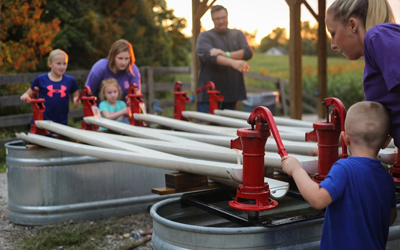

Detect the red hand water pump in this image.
[174,81,190,121]
[77,86,98,131]
[230,106,288,212]
[305,97,348,183]
[195,81,224,114]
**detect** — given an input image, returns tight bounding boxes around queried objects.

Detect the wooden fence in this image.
[0,66,317,147]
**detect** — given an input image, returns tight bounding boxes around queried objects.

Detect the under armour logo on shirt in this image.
[47,85,67,97]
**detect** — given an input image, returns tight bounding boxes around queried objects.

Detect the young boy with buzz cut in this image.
[282,101,397,250]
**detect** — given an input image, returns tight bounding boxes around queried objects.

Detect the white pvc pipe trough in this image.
[134,113,237,136]
[35,120,319,173]
[213,109,397,148]
[213,109,314,128]
[35,120,183,160]
[181,111,312,133]
[84,115,397,166]
[16,132,289,199]
[85,116,303,150]
[130,113,310,142]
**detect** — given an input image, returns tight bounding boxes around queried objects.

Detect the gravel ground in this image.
[0,172,154,250]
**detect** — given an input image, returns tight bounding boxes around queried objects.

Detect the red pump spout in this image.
[229,106,287,212]
[195,81,224,114]
[77,86,98,131]
[305,97,348,183]
[29,87,50,135]
[174,81,190,121]
[126,83,145,126]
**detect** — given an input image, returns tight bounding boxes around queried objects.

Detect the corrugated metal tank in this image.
[6,140,178,226]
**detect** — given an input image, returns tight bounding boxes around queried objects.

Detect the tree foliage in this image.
[0,0,61,73]
[241,30,258,50]
[258,27,288,53]
[258,21,342,57]
[1,0,190,73]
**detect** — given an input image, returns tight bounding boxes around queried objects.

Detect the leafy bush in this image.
[302,61,365,109]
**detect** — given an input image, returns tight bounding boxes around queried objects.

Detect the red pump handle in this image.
[128,83,139,95]
[174,81,183,92]
[32,86,39,99]
[77,86,94,101]
[248,106,288,158]
[196,81,216,95]
[323,97,348,158]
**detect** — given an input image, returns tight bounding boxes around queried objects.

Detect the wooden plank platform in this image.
[152,172,227,195]
[152,182,226,195]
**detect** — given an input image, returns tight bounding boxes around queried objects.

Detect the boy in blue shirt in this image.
[282,101,397,250]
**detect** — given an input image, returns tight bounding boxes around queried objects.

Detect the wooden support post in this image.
[191,0,216,111]
[317,0,327,118]
[278,79,289,116]
[286,0,303,120]
[192,0,201,100]
[146,66,154,114]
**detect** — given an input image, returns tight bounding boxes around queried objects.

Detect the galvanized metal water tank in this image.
[151,197,400,250]
[6,140,178,225]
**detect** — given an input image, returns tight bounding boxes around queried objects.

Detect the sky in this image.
[166,0,400,44]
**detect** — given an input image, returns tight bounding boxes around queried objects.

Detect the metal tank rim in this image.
[150,197,325,233]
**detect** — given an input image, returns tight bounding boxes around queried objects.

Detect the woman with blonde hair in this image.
[326,0,400,147]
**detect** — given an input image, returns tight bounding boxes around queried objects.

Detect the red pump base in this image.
[229,184,278,211]
[30,124,50,135]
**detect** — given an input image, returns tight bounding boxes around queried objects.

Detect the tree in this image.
[40,0,110,70]
[257,27,288,53]
[242,30,258,49]
[258,21,343,57]
[301,21,318,44]
[1,0,190,73]
[116,0,185,67]
[0,0,60,73]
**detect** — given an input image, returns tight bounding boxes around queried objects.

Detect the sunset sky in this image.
[166,0,400,44]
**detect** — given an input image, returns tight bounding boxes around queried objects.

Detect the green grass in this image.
[13,214,152,250]
[19,227,93,249]
[247,53,364,78]
[16,220,120,250]
[245,53,365,109]
[0,149,5,173]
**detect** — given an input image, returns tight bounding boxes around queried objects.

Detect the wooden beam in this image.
[317,0,327,118]
[303,0,318,21]
[165,172,208,190]
[191,0,201,110]
[151,182,225,195]
[191,0,216,111]
[146,66,154,113]
[286,0,303,120]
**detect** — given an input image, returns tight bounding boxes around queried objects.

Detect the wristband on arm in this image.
[226,51,230,58]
